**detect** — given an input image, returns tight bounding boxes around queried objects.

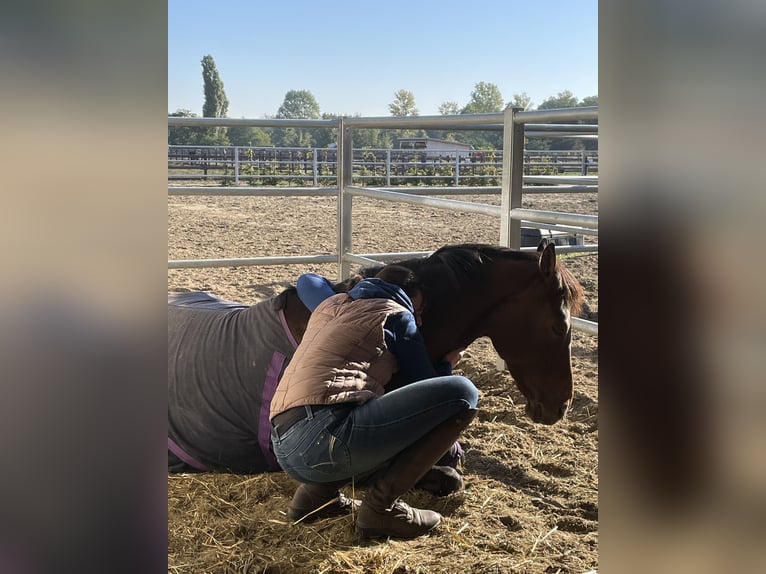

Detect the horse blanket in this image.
[168,291,298,473]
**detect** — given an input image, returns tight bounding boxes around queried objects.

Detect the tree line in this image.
[169,55,597,152]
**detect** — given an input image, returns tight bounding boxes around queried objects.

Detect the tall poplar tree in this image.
[201,54,229,144]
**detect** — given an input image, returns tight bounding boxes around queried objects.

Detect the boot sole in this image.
[355,516,441,539]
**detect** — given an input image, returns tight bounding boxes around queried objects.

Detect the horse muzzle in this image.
[526,399,570,425]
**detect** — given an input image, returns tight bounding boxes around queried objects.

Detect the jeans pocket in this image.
[299,427,351,480]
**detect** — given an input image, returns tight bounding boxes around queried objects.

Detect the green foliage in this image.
[461,82,504,114]
[227,125,271,147]
[200,55,229,145]
[538,90,579,110]
[277,90,321,119]
[274,90,321,147]
[506,92,532,111]
[389,89,418,117]
[201,55,229,118]
[168,109,203,145]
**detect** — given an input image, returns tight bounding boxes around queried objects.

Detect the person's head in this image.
[375,265,424,323]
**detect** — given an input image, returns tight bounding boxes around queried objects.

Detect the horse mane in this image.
[357,243,584,315]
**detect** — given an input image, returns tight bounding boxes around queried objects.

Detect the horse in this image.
[377,240,584,425]
[168,240,583,473]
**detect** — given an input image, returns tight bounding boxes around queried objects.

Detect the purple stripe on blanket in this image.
[278,309,299,350]
[167,436,210,471]
[259,351,286,470]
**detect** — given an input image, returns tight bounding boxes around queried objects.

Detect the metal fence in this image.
[168,145,598,186]
[168,108,598,335]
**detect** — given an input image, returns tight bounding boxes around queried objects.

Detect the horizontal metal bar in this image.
[511,208,599,229]
[521,221,599,237]
[525,132,599,139]
[347,186,501,216]
[572,317,599,335]
[168,254,337,269]
[521,185,598,194]
[168,117,336,128]
[342,254,388,268]
[368,186,501,196]
[524,176,599,185]
[168,186,337,197]
[516,106,598,123]
[520,244,599,254]
[524,124,598,132]
[344,113,504,129]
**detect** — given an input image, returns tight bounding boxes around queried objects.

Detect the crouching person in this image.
[270,264,478,539]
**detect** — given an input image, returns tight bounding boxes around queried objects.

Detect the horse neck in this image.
[421,257,540,360]
[280,289,312,345]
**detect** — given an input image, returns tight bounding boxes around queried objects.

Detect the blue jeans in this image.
[270,375,478,484]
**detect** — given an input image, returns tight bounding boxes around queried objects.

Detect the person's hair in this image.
[374,265,422,300]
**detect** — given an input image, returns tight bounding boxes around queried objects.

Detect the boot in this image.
[355,408,478,538]
[435,440,464,468]
[287,482,361,523]
[415,465,464,496]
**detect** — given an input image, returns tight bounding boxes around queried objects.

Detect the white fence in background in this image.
[168,108,598,335]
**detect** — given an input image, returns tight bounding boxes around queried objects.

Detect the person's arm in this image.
[296,273,337,312]
[384,312,453,384]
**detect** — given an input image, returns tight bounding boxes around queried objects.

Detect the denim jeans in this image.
[270,375,478,484]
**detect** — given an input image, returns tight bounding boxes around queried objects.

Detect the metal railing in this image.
[168,145,598,186]
[168,108,598,335]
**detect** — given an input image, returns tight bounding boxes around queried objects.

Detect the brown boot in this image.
[415,465,464,496]
[356,408,478,538]
[287,482,360,523]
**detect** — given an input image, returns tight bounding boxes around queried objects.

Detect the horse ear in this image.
[537,238,550,253]
[539,242,556,278]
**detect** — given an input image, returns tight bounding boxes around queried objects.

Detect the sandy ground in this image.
[168,190,598,573]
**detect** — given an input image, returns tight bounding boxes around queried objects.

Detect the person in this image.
[270,264,479,539]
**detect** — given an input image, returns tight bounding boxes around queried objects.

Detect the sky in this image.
[168,0,597,119]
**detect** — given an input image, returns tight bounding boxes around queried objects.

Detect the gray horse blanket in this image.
[168,291,298,473]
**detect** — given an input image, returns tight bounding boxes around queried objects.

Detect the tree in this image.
[537,90,579,110]
[389,90,418,117]
[438,101,460,116]
[580,95,598,107]
[506,92,533,111]
[168,109,204,145]
[201,55,229,118]
[274,90,321,147]
[200,55,229,145]
[531,91,587,151]
[461,82,504,114]
[227,124,272,147]
[276,89,321,119]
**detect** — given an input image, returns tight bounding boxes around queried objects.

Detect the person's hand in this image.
[443,347,466,368]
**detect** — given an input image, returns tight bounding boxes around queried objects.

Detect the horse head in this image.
[482,240,584,424]
[412,241,584,425]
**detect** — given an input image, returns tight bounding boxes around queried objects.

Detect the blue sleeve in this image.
[296,273,337,312]
[384,313,453,385]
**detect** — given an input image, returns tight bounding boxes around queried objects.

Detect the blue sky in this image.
[168,0,597,118]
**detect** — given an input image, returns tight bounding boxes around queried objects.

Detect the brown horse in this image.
[169,240,583,473]
[284,240,584,425]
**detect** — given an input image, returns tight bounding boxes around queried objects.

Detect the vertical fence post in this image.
[234,147,240,185]
[581,150,587,175]
[385,149,391,187]
[499,107,525,250]
[313,148,318,186]
[454,153,460,186]
[337,118,354,281]
[497,107,525,371]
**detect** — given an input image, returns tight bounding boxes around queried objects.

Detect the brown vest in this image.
[270,294,404,419]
